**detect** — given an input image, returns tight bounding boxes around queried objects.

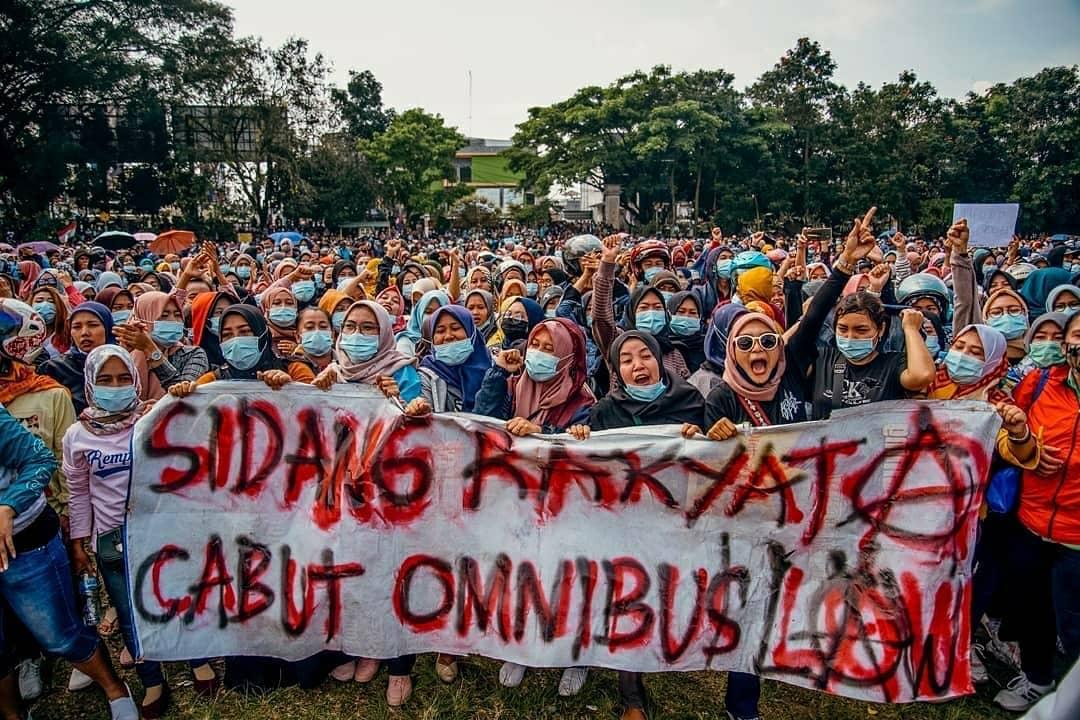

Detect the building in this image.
[451,138,527,213]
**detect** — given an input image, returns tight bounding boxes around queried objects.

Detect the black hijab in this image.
[623,285,675,355]
[666,290,706,373]
[215,304,285,380]
[589,331,704,431]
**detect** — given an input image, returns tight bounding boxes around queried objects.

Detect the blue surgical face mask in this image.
[669,316,701,336]
[660,290,674,303]
[625,381,666,402]
[544,309,557,319]
[292,280,316,303]
[111,309,131,325]
[299,329,333,356]
[32,301,56,324]
[1028,340,1065,368]
[123,265,137,275]
[989,313,1028,340]
[944,349,986,384]
[169,262,180,271]
[434,337,474,365]
[219,264,232,275]
[221,335,262,370]
[139,260,155,272]
[525,349,560,381]
[92,384,137,413]
[716,259,733,277]
[925,335,940,357]
[268,306,297,327]
[339,332,379,361]
[643,266,662,282]
[524,263,534,274]
[635,310,667,334]
[836,335,876,361]
[1061,305,1080,317]
[208,316,220,335]
[332,311,346,330]
[400,282,413,297]
[526,282,539,297]
[236,266,252,279]
[152,320,185,345]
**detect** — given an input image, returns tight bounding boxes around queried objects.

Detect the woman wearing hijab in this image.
[65,345,218,718]
[260,285,300,357]
[487,296,544,351]
[1045,284,1080,315]
[666,291,706,373]
[188,290,234,368]
[473,317,596,695]
[94,271,125,295]
[28,285,72,359]
[1014,312,1069,380]
[168,305,314,398]
[113,290,207,401]
[538,286,564,318]
[397,288,449,359]
[319,288,352,332]
[568,331,704,720]
[465,266,493,294]
[464,289,497,342]
[40,301,115,413]
[981,289,1031,393]
[688,304,746,396]
[418,304,492,414]
[736,266,785,328]
[375,286,407,333]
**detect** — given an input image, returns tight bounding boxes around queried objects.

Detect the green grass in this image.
[28,653,1018,720]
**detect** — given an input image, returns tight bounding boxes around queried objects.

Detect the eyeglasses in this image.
[986,307,1025,319]
[734,333,780,352]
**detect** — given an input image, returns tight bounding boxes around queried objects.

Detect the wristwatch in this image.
[149,349,164,363]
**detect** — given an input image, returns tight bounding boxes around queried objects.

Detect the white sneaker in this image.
[498,661,526,687]
[994,673,1054,712]
[18,658,43,701]
[68,667,94,692]
[558,667,588,696]
[108,691,140,720]
[970,645,988,684]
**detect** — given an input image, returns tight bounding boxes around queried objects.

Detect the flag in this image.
[56,221,77,244]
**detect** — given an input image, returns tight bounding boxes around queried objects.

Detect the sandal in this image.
[98,607,119,637]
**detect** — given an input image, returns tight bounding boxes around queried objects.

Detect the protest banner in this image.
[126,383,1000,703]
[952,203,1020,247]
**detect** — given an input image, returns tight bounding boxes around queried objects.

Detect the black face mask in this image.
[501,317,529,341]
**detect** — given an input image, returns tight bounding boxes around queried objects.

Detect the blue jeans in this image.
[97,548,165,688]
[0,534,99,673]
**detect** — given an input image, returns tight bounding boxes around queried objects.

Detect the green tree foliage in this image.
[331,70,395,141]
[358,109,467,218]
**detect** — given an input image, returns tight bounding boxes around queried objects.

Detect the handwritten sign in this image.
[126,384,1000,703]
[952,203,1019,247]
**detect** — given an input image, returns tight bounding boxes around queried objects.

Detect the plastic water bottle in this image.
[79,573,100,627]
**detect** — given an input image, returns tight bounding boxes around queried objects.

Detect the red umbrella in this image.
[149,230,196,255]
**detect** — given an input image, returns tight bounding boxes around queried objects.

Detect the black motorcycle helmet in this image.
[561,234,603,278]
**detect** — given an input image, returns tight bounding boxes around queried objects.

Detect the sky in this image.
[226,0,1080,140]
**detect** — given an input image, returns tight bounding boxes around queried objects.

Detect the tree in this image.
[331,70,394,141]
[287,132,375,228]
[748,38,844,222]
[359,108,466,218]
[0,0,232,224]
[175,37,331,229]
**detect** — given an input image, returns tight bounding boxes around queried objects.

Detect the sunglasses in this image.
[734,333,780,352]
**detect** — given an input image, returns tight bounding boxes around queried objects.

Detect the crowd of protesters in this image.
[0,212,1078,720]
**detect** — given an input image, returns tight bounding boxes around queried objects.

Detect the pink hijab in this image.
[721,312,787,402]
[511,319,595,428]
[129,290,185,401]
[842,273,868,296]
[330,301,414,384]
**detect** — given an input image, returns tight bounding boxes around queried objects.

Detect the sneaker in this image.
[986,634,1023,672]
[498,661,526,688]
[970,645,989,684]
[434,655,458,683]
[108,689,140,720]
[353,657,380,683]
[386,675,412,706]
[68,667,94,692]
[994,673,1054,712]
[330,660,356,682]
[18,659,43,701]
[558,667,588,696]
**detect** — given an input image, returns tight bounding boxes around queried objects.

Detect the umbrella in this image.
[149,230,196,256]
[94,231,138,250]
[134,232,156,244]
[16,240,59,254]
[0,243,13,253]
[270,231,305,244]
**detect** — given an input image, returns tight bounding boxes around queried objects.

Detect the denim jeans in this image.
[0,533,99,674]
[97,549,165,688]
